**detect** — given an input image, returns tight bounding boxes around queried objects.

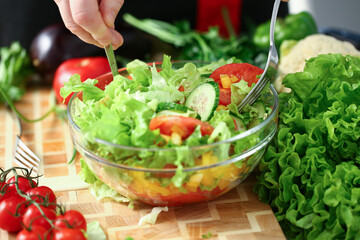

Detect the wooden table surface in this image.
[0,86,286,240]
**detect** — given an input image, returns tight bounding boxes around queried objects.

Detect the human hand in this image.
[54,0,124,49]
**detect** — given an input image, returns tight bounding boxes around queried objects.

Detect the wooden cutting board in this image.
[0,86,286,240]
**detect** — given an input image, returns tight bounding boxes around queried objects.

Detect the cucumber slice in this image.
[156,102,200,119]
[157,102,189,112]
[248,118,263,129]
[230,114,247,132]
[252,101,266,119]
[185,82,219,121]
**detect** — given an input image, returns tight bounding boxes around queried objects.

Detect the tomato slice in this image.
[219,88,232,106]
[210,63,263,87]
[210,63,263,106]
[149,116,214,140]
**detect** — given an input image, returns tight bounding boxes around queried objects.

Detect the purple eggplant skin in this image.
[30,22,152,85]
[30,23,103,84]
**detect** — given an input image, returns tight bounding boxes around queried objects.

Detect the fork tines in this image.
[14,136,40,173]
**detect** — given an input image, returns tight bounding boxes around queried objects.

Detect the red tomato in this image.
[22,205,57,231]
[3,176,38,201]
[210,63,263,87]
[16,225,50,240]
[210,63,263,105]
[135,186,224,207]
[219,88,232,106]
[26,186,57,210]
[54,210,87,231]
[149,116,214,140]
[0,195,26,232]
[0,181,16,202]
[53,56,111,105]
[155,164,177,178]
[53,228,87,240]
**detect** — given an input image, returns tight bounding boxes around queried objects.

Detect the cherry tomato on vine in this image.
[54,210,87,231]
[22,205,57,231]
[6,176,37,193]
[0,195,26,232]
[26,186,57,210]
[0,181,17,201]
[53,228,87,240]
[16,225,50,240]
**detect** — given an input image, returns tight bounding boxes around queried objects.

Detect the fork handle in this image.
[14,112,23,138]
[5,102,23,138]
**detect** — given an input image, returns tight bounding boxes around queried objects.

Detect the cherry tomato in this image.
[53,228,87,240]
[53,56,111,105]
[6,176,37,193]
[149,116,214,140]
[16,225,50,240]
[26,186,57,210]
[0,195,26,232]
[54,210,87,231]
[22,205,57,231]
[0,181,17,202]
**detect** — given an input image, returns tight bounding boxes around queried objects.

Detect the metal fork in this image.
[7,106,41,173]
[237,0,280,113]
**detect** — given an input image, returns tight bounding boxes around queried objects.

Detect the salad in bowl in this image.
[63,55,279,206]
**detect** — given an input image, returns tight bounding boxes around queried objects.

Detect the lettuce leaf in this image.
[255,54,360,240]
[86,221,107,240]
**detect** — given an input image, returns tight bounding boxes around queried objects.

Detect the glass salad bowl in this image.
[67,60,279,206]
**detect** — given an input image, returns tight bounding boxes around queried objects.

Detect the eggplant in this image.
[30,22,154,84]
[30,23,103,84]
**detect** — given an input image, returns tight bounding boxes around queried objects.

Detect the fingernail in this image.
[106,11,116,29]
[111,31,123,49]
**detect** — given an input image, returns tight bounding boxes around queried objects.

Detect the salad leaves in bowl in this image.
[64,55,279,206]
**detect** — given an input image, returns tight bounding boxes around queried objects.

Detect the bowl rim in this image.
[67,61,279,172]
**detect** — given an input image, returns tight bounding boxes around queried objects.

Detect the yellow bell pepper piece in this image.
[186,173,203,192]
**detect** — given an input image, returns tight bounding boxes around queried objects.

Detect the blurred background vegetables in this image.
[253,11,318,49]
[274,34,360,93]
[0,42,34,103]
[30,23,104,85]
[123,13,267,67]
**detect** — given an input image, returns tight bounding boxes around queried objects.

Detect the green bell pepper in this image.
[253,11,318,49]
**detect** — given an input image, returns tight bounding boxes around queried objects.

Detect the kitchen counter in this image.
[0,86,286,240]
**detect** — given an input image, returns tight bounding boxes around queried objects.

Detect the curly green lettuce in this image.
[255,54,360,240]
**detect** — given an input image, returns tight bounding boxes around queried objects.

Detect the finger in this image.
[110,28,124,50]
[69,0,112,46]
[99,0,124,28]
[54,0,100,46]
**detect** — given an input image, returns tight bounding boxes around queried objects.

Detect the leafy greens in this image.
[255,54,360,240]
[0,42,34,103]
[123,14,266,67]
